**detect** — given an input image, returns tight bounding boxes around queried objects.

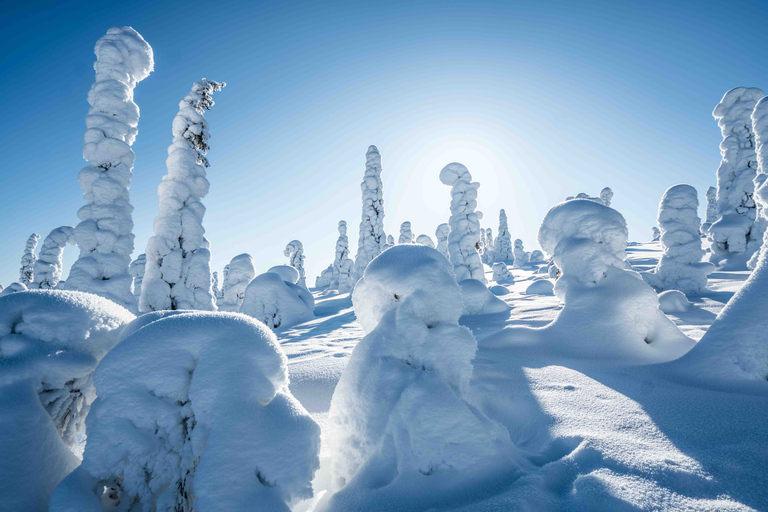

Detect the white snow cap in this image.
[494,209,513,262]
[354,145,386,279]
[416,233,435,248]
[66,28,154,310]
[50,312,320,512]
[218,253,256,311]
[398,221,414,244]
[529,249,544,263]
[141,79,225,313]
[268,264,300,284]
[600,187,614,207]
[33,227,75,290]
[483,227,496,264]
[240,272,315,330]
[440,162,486,283]
[435,223,450,257]
[19,233,40,285]
[0,282,28,296]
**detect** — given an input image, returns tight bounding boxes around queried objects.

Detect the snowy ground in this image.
[280,240,767,511]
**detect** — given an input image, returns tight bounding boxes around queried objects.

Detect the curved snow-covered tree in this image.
[333,221,355,293]
[398,221,414,244]
[140,79,224,313]
[415,234,434,248]
[219,254,256,312]
[748,97,768,270]
[354,146,386,279]
[33,226,75,290]
[435,223,450,258]
[512,239,528,268]
[129,254,146,303]
[494,209,513,262]
[600,187,614,207]
[644,185,715,293]
[284,240,307,289]
[701,186,718,235]
[19,233,40,285]
[440,163,486,283]
[66,27,154,311]
[708,87,765,267]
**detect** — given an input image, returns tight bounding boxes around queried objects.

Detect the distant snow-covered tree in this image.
[129,254,145,303]
[701,186,718,235]
[416,234,435,249]
[141,79,224,313]
[219,254,256,312]
[435,223,450,258]
[600,187,614,207]
[212,271,220,302]
[484,227,496,264]
[332,221,355,293]
[354,146,386,279]
[652,227,661,241]
[440,163,486,283]
[494,209,513,262]
[398,221,414,244]
[529,249,544,263]
[66,27,154,311]
[492,261,512,282]
[285,240,307,289]
[748,97,768,270]
[512,239,529,268]
[33,227,75,290]
[19,233,40,285]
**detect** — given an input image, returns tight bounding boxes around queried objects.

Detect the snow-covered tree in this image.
[701,186,718,235]
[316,265,333,288]
[398,221,414,244]
[140,79,224,313]
[708,87,765,267]
[284,240,307,289]
[129,253,145,303]
[435,223,450,257]
[212,271,220,302]
[529,250,544,263]
[218,254,256,312]
[18,233,40,285]
[652,226,661,241]
[241,273,316,330]
[600,187,614,207]
[65,27,154,311]
[33,226,75,290]
[354,146,386,279]
[748,97,768,270]
[494,209,513,262]
[643,185,715,294]
[440,163,486,283]
[416,234,435,248]
[332,221,355,293]
[50,312,320,511]
[513,239,528,268]
[492,262,512,282]
[484,227,495,263]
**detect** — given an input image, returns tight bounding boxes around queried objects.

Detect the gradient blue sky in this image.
[2,0,768,286]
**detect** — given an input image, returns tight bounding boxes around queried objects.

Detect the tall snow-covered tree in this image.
[485,228,495,263]
[333,221,354,292]
[398,221,414,244]
[512,239,528,268]
[435,223,450,257]
[701,186,718,235]
[748,96,768,270]
[140,79,224,312]
[19,233,40,285]
[354,146,386,279]
[439,162,486,283]
[285,240,307,289]
[708,87,765,267]
[33,226,75,290]
[219,254,256,312]
[130,254,146,304]
[212,271,220,302]
[65,27,154,311]
[600,187,614,207]
[494,209,513,262]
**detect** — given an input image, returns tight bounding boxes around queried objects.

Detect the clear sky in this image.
[2,0,768,287]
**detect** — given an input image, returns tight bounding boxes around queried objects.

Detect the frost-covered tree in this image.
[748,97,768,270]
[652,226,661,241]
[354,146,386,279]
[398,221,414,244]
[435,223,450,258]
[332,221,355,293]
[492,262,512,282]
[484,227,496,264]
[643,185,715,293]
[600,187,614,207]
[494,209,513,262]
[416,234,435,248]
[212,271,220,302]
[513,239,528,268]
[140,79,224,313]
[440,163,486,283]
[316,265,333,288]
[66,28,154,311]
[241,273,316,330]
[129,254,145,303]
[18,233,40,285]
[219,254,256,312]
[386,234,395,246]
[708,87,765,267]
[284,240,307,289]
[701,186,718,235]
[529,250,544,263]
[33,227,75,290]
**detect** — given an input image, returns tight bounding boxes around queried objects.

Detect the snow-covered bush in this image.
[492,261,513,282]
[652,226,661,241]
[386,234,395,246]
[435,223,450,257]
[129,253,145,303]
[600,187,614,207]
[218,253,256,311]
[529,249,544,263]
[49,312,320,512]
[268,265,300,284]
[66,28,154,310]
[332,221,355,292]
[284,240,307,289]
[19,233,40,285]
[323,245,520,510]
[708,87,765,267]
[748,97,768,270]
[140,79,224,313]
[240,272,315,330]
[512,238,528,268]
[525,278,554,295]
[643,185,715,294]
[415,234,435,248]
[0,290,134,511]
[459,278,511,315]
[494,209,513,262]
[440,162,486,283]
[354,145,386,280]
[398,221,413,244]
[657,290,692,314]
[701,186,718,235]
[33,226,75,290]
[0,282,28,296]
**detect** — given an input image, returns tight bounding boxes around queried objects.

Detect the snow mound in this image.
[525,278,554,296]
[657,290,692,313]
[0,290,134,511]
[241,272,315,330]
[0,282,28,296]
[323,245,522,510]
[460,279,512,315]
[50,312,320,511]
[489,285,510,296]
[268,264,300,284]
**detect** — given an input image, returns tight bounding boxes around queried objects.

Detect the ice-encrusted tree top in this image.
[354,146,386,279]
[33,226,75,290]
[140,79,224,313]
[66,27,154,310]
[495,209,513,262]
[440,162,486,283]
[600,187,614,207]
[19,233,40,285]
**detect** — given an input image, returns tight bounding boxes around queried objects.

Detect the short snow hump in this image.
[321,244,524,511]
[240,271,315,330]
[50,311,320,512]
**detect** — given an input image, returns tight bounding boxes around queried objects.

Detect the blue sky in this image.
[1,0,767,286]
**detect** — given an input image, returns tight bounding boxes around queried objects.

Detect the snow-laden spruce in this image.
[211,270,220,302]
[415,233,435,248]
[129,253,145,303]
[600,187,614,207]
[513,238,528,268]
[643,185,715,293]
[652,226,661,241]
[218,253,256,311]
[748,96,768,270]
[708,87,765,267]
[494,209,513,262]
[440,162,486,283]
[33,227,74,289]
[50,312,320,512]
[315,265,333,288]
[398,221,414,244]
[19,233,39,285]
[0,290,134,512]
[331,221,354,292]
[140,79,224,312]
[492,261,513,283]
[702,186,718,235]
[0,282,28,296]
[284,240,307,289]
[435,223,450,258]
[485,200,693,362]
[240,272,315,330]
[354,145,386,280]
[321,245,522,511]
[65,28,153,310]
[529,249,544,263]
[483,227,496,263]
